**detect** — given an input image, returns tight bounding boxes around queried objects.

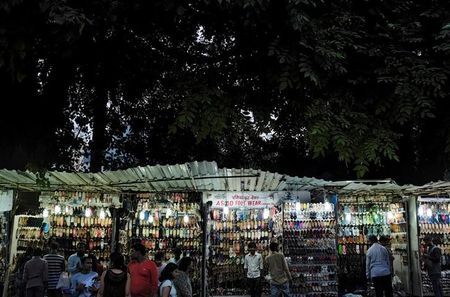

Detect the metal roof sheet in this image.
[0,161,328,193]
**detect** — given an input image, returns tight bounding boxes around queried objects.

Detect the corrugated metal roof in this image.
[405,181,450,196]
[0,161,328,193]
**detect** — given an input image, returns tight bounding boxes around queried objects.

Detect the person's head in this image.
[131,243,146,261]
[33,248,42,257]
[109,252,126,271]
[50,241,59,252]
[424,236,433,246]
[269,242,278,252]
[248,242,257,255]
[432,237,441,246]
[25,246,33,256]
[174,247,182,260]
[81,256,93,272]
[379,235,390,246]
[177,257,192,272]
[76,242,86,256]
[159,262,178,282]
[368,235,378,245]
[155,252,165,267]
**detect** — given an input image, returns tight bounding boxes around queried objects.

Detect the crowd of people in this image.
[14,243,193,297]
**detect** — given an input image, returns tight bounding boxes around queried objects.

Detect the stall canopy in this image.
[405,181,450,196]
[0,161,328,193]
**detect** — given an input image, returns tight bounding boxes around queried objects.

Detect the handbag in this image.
[56,272,71,290]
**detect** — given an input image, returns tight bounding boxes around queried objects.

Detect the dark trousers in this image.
[26,286,44,297]
[247,277,261,297]
[429,274,444,297]
[47,289,62,297]
[372,275,393,297]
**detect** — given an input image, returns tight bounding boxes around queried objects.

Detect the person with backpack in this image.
[423,237,444,297]
[159,263,178,297]
[98,252,130,297]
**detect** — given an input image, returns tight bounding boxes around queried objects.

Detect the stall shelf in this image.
[283,201,338,297]
[337,193,410,295]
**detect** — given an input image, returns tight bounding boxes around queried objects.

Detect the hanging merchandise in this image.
[39,191,120,259]
[417,198,450,296]
[337,194,409,295]
[283,201,338,297]
[204,191,278,296]
[120,192,203,297]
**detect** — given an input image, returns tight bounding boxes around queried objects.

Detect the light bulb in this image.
[426,208,432,218]
[418,206,424,217]
[54,205,61,215]
[65,206,69,214]
[139,210,146,220]
[324,202,333,212]
[387,211,394,220]
[148,214,154,223]
[345,213,352,224]
[99,208,106,219]
[295,202,301,211]
[183,214,189,224]
[223,205,229,215]
[85,207,92,218]
[263,208,270,219]
[166,208,173,218]
[43,208,49,218]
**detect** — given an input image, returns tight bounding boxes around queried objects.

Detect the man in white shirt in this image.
[244,242,263,297]
[366,235,393,297]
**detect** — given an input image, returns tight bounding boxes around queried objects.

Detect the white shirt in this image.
[366,243,391,279]
[244,252,263,278]
[160,279,177,297]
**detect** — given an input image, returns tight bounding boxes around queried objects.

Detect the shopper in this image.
[44,242,65,297]
[244,242,263,297]
[98,252,130,297]
[366,235,393,297]
[173,257,193,297]
[159,263,178,297]
[70,256,99,297]
[423,237,444,297]
[265,242,292,297]
[68,242,86,274]
[23,247,48,297]
[379,235,394,275]
[155,252,167,278]
[15,246,33,297]
[168,247,182,264]
[128,243,158,297]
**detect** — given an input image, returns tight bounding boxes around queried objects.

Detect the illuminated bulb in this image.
[426,209,432,218]
[324,202,333,212]
[418,206,424,217]
[85,207,92,218]
[65,206,69,214]
[99,208,106,219]
[139,210,146,220]
[148,214,154,223]
[345,213,352,224]
[54,205,61,215]
[43,208,49,218]
[295,202,301,211]
[166,208,173,218]
[387,211,394,220]
[263,208,270,219]
[223,205,229,215]
[183,214,189,224]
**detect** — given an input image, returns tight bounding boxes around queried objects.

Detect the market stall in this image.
[282,193,338,297]
[119,192,204,297]
[406,181,450,297]
[336,183,411,295]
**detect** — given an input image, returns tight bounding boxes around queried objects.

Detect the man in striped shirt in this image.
[44,242,65,297]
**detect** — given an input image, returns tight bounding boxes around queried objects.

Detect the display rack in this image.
[283,202,338,297]
[39,191,119,260]
[207,207,276,296]
[121,192,203,297]
[337,195,409,294]
[417,198,450,296]
[9,215,44,265]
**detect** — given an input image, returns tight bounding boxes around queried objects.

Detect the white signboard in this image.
[0,190,14,211]
[203,192,277,209]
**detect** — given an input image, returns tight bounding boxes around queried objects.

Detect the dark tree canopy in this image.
[1,0,450,184]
